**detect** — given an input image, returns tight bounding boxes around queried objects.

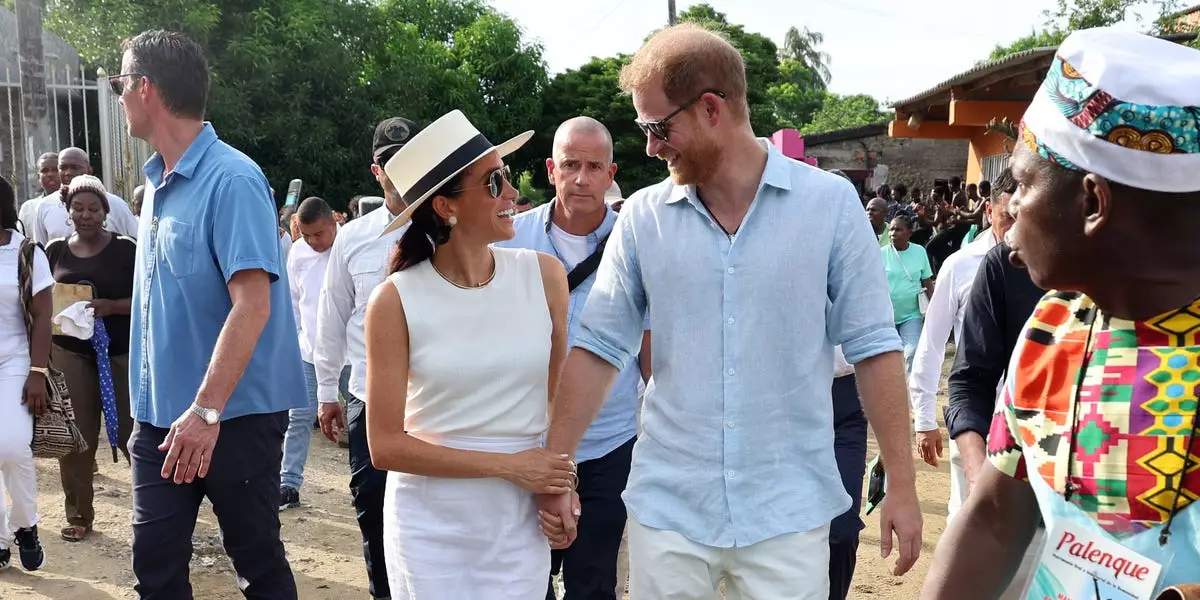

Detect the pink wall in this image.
[771,129,818,166]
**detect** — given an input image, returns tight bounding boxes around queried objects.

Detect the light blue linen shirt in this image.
[496,201,639,463]
[131,123,306,428]
[574,140,902,547]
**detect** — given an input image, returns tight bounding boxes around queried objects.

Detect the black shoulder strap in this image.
[566,234,610,292]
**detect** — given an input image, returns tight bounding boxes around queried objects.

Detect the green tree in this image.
[530,56,663,196]
[987,0,1183,61]
[41,0,547,210]
[800,93,888,135]
[780,26,831,89]
[676,4,781,135]
[768,59,826,130]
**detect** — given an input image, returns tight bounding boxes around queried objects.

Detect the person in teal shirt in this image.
[881,215,934,374]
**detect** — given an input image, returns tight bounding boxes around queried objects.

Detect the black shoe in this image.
[0,547,10,570]
[14,526,45,571]
[279,486,301,511]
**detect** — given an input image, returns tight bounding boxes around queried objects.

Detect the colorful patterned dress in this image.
[988,291,1200,588]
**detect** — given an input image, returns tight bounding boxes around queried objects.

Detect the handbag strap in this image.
[16,237,37,342]
[566,234,610,292]
[891,245,915,283]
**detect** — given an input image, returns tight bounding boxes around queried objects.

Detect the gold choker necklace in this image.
[431,250,496,289]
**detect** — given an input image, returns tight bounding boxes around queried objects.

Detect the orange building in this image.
[888,32,1197,184]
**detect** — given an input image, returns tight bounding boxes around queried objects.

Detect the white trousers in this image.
[0,352,38,550]
[946,440,1043,600]
[628,516,830,600]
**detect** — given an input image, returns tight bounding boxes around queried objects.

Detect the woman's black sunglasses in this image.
[453,165,512,198]
[635,89,725,142]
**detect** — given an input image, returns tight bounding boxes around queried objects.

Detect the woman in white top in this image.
[0,176,52,571]
[364,111,575,599]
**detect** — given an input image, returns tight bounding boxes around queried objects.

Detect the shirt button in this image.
[727,317,735,325]
[727,267,735,274]
[727,420,736,429]
[727,368,735,376]
[726,470,736,479]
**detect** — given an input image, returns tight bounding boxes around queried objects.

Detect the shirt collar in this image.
[666,138,792,205]
[540,198,618,239]
[144,122,219,183]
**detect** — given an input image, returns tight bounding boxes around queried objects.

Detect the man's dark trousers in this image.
[129,412,296,599]
[546,436,635,600]
[829,374,868,600]
[346,395,390,598]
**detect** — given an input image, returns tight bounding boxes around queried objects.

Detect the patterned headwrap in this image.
[1019,27,1200,193]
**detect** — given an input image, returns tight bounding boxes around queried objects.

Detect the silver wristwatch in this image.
[190,403,221,425]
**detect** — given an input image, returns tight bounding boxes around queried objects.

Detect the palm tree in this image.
[781,26,831,90]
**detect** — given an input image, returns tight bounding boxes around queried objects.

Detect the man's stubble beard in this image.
[667,133,724,187]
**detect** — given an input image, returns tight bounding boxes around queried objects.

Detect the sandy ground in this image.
[0,359,956,600]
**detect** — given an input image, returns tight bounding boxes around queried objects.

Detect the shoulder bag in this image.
[17,238,89,459]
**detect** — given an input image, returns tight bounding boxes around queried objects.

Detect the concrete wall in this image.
[804,133,970,193]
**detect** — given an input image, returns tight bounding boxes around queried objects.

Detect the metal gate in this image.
[1,59,151,202]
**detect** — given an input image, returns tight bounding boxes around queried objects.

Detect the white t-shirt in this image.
[0,230,54,360]
[287,238,332,364]
[31,191,140,244]
[549,224,590,270]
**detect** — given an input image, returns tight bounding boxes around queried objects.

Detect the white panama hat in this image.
[380,110,533,236]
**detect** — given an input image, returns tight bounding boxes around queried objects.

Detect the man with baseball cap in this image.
[312,116,420,599]
[923,28,1200,598]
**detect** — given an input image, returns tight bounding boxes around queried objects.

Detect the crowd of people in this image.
[0,18,1197,600]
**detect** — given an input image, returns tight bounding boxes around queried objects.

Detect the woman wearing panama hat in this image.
[362,110,577,597]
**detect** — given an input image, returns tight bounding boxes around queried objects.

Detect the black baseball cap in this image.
[372,117,420,164]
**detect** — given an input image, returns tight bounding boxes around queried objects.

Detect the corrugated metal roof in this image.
[889,46,1057,110]
[889,31,1198,111]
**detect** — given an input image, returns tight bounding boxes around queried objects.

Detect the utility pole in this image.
[15,0,51,201]
[668,0,677,25]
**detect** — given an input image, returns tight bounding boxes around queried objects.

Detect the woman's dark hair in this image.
[390,170,468,273]
[891,214,914,231]
[0,176,17,231]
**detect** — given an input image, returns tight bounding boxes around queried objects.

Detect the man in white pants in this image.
[537,23,923,599]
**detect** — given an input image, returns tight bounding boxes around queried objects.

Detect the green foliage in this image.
[987,0,1185,62]
[517,170,547,206]
[41,0,546,210]
[799,94,888,135]
[780,26,830,90]
[532,55,662,194]
[675,4,781,135]
[768,59,826,130]
[987,29,1069,61]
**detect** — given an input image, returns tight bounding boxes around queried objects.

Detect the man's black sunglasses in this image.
[635,89,725,142]
[107,72,147,96]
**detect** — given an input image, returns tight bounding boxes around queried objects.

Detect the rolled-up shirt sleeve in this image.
[908,259,959,432]
[945,252,1006,440]
[825,182,903,363]
[211,175,281,283]
[314,233,354,404]
[575,208,646,370]
[108,194,140,239]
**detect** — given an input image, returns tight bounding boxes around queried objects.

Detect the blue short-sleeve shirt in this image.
[130,123,306,427]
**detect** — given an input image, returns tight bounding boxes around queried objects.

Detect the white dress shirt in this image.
[288,237,333,364]
[907,229,999,432]
[314,204,406,404]
[30,190,139,244]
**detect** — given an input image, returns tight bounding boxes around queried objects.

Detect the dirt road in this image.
[0,372,955,599]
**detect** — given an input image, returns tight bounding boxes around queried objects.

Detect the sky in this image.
[486,0,1160,104]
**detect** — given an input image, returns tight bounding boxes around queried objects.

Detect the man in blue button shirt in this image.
[537,24,923,599]
[118,30,305,599]
[497,117,639,600]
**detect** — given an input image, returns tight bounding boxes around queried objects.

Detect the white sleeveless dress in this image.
[382,247,553,599]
